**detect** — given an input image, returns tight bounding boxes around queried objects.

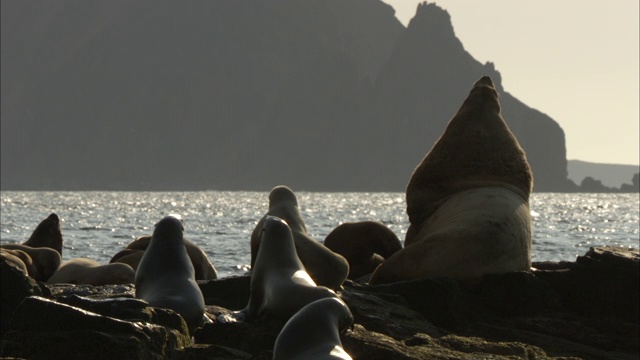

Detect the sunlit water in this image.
[1,192,638,278]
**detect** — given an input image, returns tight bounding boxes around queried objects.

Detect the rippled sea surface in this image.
[1,192,638,278]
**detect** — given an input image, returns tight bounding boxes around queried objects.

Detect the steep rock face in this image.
[1,0,570,191]
[1,0,403,191]
[499,93,575,191]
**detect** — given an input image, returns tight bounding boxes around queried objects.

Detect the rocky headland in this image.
[577,173,639,193]
[2,0,578,192]
[2,246,638,359]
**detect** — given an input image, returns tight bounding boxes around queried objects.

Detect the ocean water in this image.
[1,191,638,278]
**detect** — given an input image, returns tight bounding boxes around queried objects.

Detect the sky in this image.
[383,0,639,166]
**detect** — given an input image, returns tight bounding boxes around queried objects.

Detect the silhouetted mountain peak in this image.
[407,2,458,45]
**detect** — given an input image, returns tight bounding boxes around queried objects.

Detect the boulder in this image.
[533,246,639,321]
[1,296,191,359]
[198,275,251,311]
[0,259,50,335]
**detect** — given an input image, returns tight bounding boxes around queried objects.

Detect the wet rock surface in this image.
[1,246,638,359]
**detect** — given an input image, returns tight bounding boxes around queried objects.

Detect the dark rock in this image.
[195,306,285,355]
[171,344,267,360]
[579,176,618,192]
[343,326,555,360]
[349,276,475,329]
[0,260,50,336]
[57,294,188,334]
[533,246,639,322]
[45,282,136,299]
[620,173,640,192]
[198,275,251,310]
[1,246,638,359]
[1,296,191,359]
[345,270,562,330]
[464,271,562,318]
[343,325,428,360]
[339,284,444,339]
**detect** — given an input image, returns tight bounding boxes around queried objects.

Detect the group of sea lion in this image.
[1,77,533,358]
[2,213,64,282]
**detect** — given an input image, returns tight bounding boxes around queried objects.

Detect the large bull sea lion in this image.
[370,76,533,284]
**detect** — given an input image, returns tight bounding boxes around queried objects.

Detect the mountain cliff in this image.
[1,0,574,191]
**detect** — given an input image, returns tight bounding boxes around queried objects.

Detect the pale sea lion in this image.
[370,76,533,284]
[110,234,217,280]
[250,186,349,290]
[135,215,205,333]
[46,258,135,285]
[273,297,354,360]
[23,213,63,255]
[0,243,61,281]
[324,221,402,280]
[222,216,337,323]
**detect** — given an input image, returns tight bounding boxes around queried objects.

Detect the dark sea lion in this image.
[324,221,402,280]
[47,258,135,285]
[0,243,61,281]
[23,213,63,255]
[110,234,217,280]
[221,216,337,323]
[273,297,354,360]
[250,186,349,290]
[370,76,533,284]
[135,215,205,333]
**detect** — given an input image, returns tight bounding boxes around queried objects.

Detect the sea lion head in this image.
[256,216,301,269]
[269,185,299,208]
[151,215,184,247]
[265,185,307,234]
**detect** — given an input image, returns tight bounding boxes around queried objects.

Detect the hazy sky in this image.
[383,0,639,166]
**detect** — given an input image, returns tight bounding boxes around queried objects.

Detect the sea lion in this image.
[370,76,533,284]
[46,258,135,285]
[250,186,349,290]
[135,215,205,333]
[324,221,402,280]
[273,297,354,360]
[0,248,31,276]
[23,213,63,255]
[221,216,337,323]
[109,248,144,270]
[110,234,217,280]
[0,243,61,281]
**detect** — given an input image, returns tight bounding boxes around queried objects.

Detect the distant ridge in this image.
[0,1,577,192]
[567,160,639,188]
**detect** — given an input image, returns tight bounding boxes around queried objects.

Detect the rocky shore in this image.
[1,246,638,359]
